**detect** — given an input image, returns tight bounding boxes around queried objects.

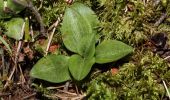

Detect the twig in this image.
[47,85,65,90]
[47,14,63,31]
[9,94,12,100]
[75,84,79,95]
[13,0,46,36]
[44,94,68,99]
[44,92,85,100]
[1,49,5,75]
[162,80,170,99]
[4,39,22,89]
[27,1,46,36]
[55,94,69,99]
[71,94,86,100]
[62,81,70,100]
[45,17,60,55]
[154,13,167,27]
[23,93,36,100]
[0,93,11,96]
[44,94,59,99]
[64,81,70,91]
[4,21,26,89]
[38,0,43,10]
[18,64,26,84]
[47,83,73,90]
[57,89,77,96]
[164,56,170,60]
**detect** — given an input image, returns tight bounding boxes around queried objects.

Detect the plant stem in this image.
[13,0,46,36]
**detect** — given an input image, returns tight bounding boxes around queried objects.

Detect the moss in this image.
[29,0,170,46]
[88,0,167,46]
[0,21,6,32]
[24,1,170,99]
[87,51,170,99]
[32,0,67,27]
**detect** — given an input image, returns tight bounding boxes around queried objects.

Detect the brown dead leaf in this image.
[49,44,59,53]
[111,68,119,75]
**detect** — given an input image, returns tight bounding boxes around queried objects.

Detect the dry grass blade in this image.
[0,36,12,54]
[22,93,36,100]
[162,80,170,99]
[45,17,61,55]
[4,21,26,89]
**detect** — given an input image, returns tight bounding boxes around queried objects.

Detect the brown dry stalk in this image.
[4,21,26,89]
[45,17,61,55]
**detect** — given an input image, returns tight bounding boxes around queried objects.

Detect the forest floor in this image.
[0,0,170,100]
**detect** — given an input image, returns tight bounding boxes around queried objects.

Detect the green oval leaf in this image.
[95,40,133,64]
[5,18,24,40]
[70,3,99,31]
[7,0,26,14]
[68,54,95,80]
[30,55,71,83]
[0,0,26,19]
[61,3,98,58]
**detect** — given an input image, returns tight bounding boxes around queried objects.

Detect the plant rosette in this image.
[30,2,133,83]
